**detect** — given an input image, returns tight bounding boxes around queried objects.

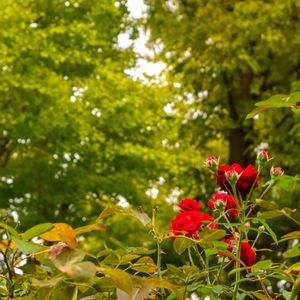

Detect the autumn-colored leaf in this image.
[40,223,77,248]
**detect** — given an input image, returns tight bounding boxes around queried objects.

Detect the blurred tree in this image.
[144,0,300,169]
[0,0,181,227]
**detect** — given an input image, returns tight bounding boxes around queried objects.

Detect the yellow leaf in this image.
[40,223,77,248]
[282,231,300,239]
[74,223,106,236]
[287,262,300,273]
[0,239,16,251]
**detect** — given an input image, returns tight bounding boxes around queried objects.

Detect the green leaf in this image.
[145,278,183,300]
[284,245,300,258]
[52,248,85,266]
[258,219,278,244]
[0,222,19,236]
[247,92,300,118]
[74,223,106,236]
[105,269,133,296]
[132,248,156,255]
[13,237,45,254]
[199,228,226,242]
[276,175,298,191]
[212,285,225,294]
[251,291,270,300]
[252,260,272,272]
[255,199,278,210]
[246,106,268,119]
[22,223,53,241]
[173,237,193,255]
[256,94,293,108]
[166,264,183,277]
[60,261,97,282]
[257,210,283,219]
[30,276,64,287]
[97,205,125,221]
[131,256,156,273]
[282,290,292,300]
[131,210,151,226]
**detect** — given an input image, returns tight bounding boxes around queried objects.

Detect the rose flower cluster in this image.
[169,198,218,239]
[169,153,277,268]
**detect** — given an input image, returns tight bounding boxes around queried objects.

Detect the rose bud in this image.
[270,166,283,178]
[205,156,219,172]
[257,150,271,164]
[225,169,240,186]
[207,193,238,217]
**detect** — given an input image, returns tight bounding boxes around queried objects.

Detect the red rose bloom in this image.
[219,237,235,256]
[240,242,256,267]
[169,211,217,239]
[178,198,201,212]
[216,163,259,198]
[207,193,238,217]
[199,213,219,230]
[220,238,256,267]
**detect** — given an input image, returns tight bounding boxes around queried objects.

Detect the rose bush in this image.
[0,149,300,300]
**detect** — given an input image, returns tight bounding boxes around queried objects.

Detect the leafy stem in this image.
[291,272,300,300]
[151,206,162,279]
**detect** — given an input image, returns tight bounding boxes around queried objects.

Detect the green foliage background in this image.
[0,0,299,251]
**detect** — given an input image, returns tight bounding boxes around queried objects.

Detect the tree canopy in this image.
[0,0,299,233]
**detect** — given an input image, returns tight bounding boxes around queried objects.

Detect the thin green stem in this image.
[193,245,206,268]
[205,252,211,285]
[246,167,261,203]
[233,232,243,300]
[259,182,274,199]
[188,247,195,266]
[291,272,300,300]
[156,240,162,279]
[151,206,162,279]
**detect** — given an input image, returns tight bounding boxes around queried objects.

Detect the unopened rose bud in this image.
[225,169,240,186]
[245,222,251,228]
[215,199,226,210]
[257,150,271,164]
[270,166,283,178]
[244,222,251,232]
[205,156,219,172]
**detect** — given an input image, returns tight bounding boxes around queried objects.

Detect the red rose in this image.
[220,238,256,267]
[169,211,217,239]
[178,198,201,212]
[216,163,259,198]
[207,193,238,217]
[219,237,235,256]
[199,213,219,230]
[240,242,256,267]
